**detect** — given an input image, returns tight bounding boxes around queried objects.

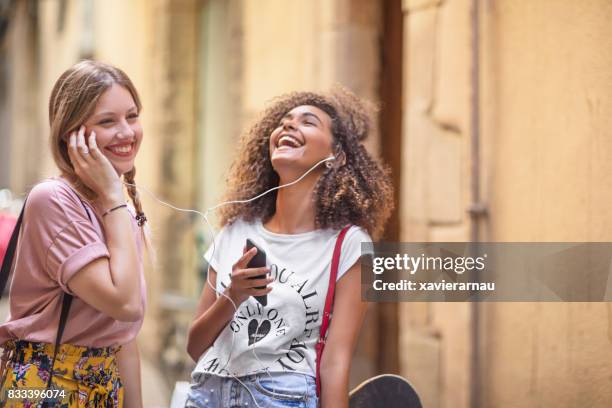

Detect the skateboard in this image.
[349,374,422,408]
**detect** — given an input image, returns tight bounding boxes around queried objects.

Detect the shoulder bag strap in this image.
[0,202,24,390]
[0,199,26,296]
[315,225,352,398]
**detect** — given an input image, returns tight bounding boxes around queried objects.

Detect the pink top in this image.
[0,177,146,347]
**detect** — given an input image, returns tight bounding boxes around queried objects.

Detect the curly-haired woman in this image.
[0,60,149,407]
[185,88,394,408]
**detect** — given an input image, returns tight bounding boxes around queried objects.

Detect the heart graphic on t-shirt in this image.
[248,319,271,346]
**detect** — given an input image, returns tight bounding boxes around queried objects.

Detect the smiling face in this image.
[83,84,143,175]
[269,105,334,178]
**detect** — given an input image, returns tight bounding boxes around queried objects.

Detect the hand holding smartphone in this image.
[246,238,268,306]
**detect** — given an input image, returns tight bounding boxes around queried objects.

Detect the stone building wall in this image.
[398,0,612,407]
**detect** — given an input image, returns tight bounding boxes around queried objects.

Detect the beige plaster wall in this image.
[479,1,612,406]
[399,0,612,406]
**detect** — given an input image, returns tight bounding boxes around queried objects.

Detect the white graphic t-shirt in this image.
[191,218,371,379]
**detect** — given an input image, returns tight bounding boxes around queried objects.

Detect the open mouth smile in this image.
[276,134,304,150]
[105,142,135,158]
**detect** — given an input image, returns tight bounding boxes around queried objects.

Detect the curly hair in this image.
[218,87,394,240]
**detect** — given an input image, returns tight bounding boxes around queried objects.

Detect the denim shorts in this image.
[185,371,318,408]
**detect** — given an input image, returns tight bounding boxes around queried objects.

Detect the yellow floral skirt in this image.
[0,340,123,408]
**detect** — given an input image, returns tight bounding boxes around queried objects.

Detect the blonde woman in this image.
[0,60,148,407]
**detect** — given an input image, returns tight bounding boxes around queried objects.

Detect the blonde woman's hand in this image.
[67,125,124,207]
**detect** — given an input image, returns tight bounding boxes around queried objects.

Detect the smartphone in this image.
[246,238,268,306]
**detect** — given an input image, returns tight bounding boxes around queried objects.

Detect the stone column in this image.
[399,0,473,407]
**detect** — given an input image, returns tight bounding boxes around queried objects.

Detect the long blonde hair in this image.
[48,60,149,236]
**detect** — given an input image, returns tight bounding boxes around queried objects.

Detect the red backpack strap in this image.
[315,224,352,398]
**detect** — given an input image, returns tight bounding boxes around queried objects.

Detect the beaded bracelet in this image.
[102,203,128,218]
